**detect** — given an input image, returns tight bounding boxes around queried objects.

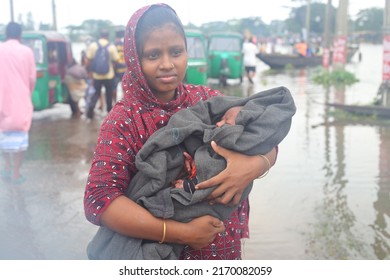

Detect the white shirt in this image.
[242,41,259,67]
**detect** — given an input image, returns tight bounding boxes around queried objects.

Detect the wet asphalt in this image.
[0,104,102,259]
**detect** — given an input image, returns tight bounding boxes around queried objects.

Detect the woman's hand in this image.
[180,215,225,249]
[195,141,276,205]
[101,196,224,249]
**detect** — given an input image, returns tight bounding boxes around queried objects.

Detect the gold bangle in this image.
[257,154,271,179]
[159,219,167,244]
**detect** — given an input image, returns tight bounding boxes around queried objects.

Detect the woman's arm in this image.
[100,195,225,250]
[85,118,225,250]
[195,141,277,205]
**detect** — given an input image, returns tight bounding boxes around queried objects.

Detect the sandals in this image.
[1,171,26,184]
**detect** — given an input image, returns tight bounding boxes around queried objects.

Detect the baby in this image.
[172,106,242,193]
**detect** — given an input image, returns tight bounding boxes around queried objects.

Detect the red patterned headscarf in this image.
[121,3,197,136]
[84,3,220,227]
[105,3,221,157]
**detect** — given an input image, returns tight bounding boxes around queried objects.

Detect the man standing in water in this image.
[242,36,259,84]
[0,22,36,184]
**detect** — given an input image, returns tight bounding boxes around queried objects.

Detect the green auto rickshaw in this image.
[207,32,244,86]
[185,29,208,85]
[0,31,74,111]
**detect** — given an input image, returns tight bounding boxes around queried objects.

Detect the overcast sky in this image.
[0,0,386,30]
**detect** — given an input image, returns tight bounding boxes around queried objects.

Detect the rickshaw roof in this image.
[0,30,70,43]
[207,32,243,39]
[185,29,205,37]
[22,31,70,43]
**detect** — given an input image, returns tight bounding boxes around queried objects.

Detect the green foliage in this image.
[198,17,270,38]
[288,3,336,35]
[353,8,383,43]
[65,19,119,42]
[354,8,383,33]
[328,107,390,125]
[312,69,359,86]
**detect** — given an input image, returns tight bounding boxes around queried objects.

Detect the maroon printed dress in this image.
[83,3,249,260]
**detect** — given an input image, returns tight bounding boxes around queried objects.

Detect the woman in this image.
[84,3,277,260]
[64,58,88,117]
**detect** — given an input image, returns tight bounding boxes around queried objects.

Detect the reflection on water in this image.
[28,105,99,164]
[375,127,390,258]
[226,43,390,260]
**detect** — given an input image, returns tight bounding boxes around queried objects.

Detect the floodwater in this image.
[0,43,389,260]
[241,43,390,260]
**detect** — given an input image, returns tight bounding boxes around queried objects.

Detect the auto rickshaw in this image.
[185,29,208,85]
[0,31,74,111]
[207,32,244,86]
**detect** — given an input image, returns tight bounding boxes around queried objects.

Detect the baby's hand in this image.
[215,106,243,127]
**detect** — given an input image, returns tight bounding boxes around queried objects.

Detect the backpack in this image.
[91,42,110,75]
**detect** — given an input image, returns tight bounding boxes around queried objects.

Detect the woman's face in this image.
[140,23,187,102]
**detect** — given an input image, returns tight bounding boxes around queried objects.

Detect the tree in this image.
[354,8,383,33]
[197,17,271,39]
[80,19,115,40]
[286,2,336,38]
[25,11,35,31]
[65,24,86,41]
[239,17,270,38]
[17,13,23,26]
[353,7,383,43]
[63,19,115,42]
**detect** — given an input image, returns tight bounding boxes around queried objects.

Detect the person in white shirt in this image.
[242,37,259,84]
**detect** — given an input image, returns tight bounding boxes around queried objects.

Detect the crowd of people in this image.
[256,36,323,57]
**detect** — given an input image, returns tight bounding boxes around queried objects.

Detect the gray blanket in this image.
[87,86,296,260]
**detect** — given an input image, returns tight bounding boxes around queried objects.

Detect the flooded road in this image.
[0,106,101,259]
[0,43,389,260]
[242,43,390,260]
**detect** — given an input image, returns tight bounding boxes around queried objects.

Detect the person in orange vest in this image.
[294,40,308,57]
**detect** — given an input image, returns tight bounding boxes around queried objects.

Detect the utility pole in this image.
[52,0,57,31]
[332,0,349,70]
[381,0,390,106]
[292,0,311,41]
[322,0,332,68]
[304,0,311,42]
[323,0,332,49]
[10,0,14,22]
